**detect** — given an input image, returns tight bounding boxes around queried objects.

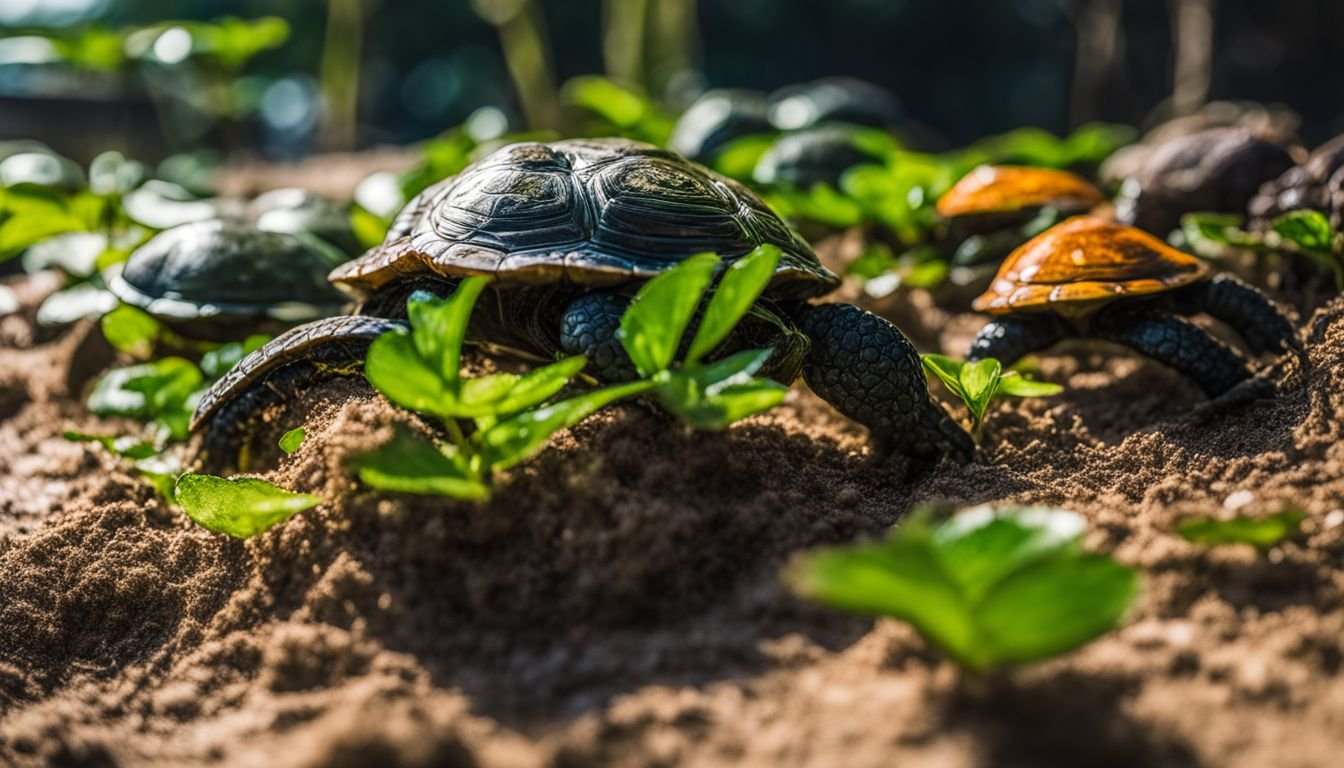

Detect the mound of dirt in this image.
[3,259,1344,766]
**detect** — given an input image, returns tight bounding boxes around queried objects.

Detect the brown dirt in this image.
[4,245,1344,767]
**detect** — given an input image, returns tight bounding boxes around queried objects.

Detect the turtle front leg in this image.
[966,313,1069,366]
[558,290,640,382]
[1171,274,1301,356]
[1091,304,1252,397]
[792,302,974,467]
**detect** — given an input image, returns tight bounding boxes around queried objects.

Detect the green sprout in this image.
[1182,210,1344,290]
[1176,508,1306,552]
[354,247,789,498]
[921,354,1063,440]
[278,427,307,455]
[175,473,319,539]
[786,506,1140,672]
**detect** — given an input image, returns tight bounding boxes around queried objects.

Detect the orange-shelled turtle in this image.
[967,216,1299,396]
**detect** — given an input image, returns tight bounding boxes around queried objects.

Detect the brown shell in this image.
[972,216,1210,314]
[936,165,1105,219]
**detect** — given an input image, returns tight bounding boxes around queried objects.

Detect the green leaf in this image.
[712,135,776,181]
[350,205,390,249]
[996,372,1064,397]
[480,379,655,470]
[976,554,1139,665]
[175,473,318,539]
[351,426,489,499]
[483,356,587,416]
[101,305,162,359]
[1176,508,1306,551]
[921,353,968,403]
[686,245,782,363]
[63,430,158,460]
[563,76,649,128]
[199,334,271,379]
[617,252,719,377]
[1271,210,1335,252]
[278,427,306,455]
[653,348,787,429]
[407,277,490,386]
[787,505,1138,671]
[88,358,202,419]
[365,328,451,415]
[958,358,1003,422]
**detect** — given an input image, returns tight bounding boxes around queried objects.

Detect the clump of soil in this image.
[3,253,1344,766]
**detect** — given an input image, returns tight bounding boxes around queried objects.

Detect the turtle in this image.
[767,77,901,132]
[966,215,1298,397]
[934,165,1106,272]
[247,187,363,257]
[752,125,887,188]
[192,138,974,469]
[667,89,772,164]
[109,219,350,341]
[1247,133,1344,231]
[1113,127,1295,236]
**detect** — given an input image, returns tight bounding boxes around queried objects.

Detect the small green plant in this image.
[1183,210,1343,290]
[354,247,789,498]
[175,473,319,539]
[920,354,1062,440]
[278,427,307,455]
[1176,508,1306,551]
[786,506,1140,672]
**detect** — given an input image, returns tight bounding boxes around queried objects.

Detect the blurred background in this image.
[1,0,1341,164]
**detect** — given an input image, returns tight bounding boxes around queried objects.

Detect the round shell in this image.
[110,219,349,338]
[667,89,771,163]
[972,216,1210,314]
[331,138,839,301]
[767,77,901,131]
[752,125,881,187]
[936,165,1105,219]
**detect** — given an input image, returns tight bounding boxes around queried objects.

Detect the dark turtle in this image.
[1113,127,1295,236]
[767,77,901,132]
[247,187,362,256]
[667,89,772,164]
[1247,133,1344,230]
[752,125,886,188]
[967,216,1297,397]
[109,219,349,341]
[193,138,973,469]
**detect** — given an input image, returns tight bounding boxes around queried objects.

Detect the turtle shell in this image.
[972,216,1210,315]
[752,125,883,188]
[110,219,349,340]
[667,89,772,163]
[936,166,1105,219]
[331,138,839,301]
[767,77,901,131]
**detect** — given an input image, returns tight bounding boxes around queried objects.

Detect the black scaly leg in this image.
[1171,274,1301,355]
[1091,304,1252,397]
[792,303,974,468]
[966,314,1070,366]
[559,291,640,382]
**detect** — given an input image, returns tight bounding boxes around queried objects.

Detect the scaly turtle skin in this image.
[109,219,349,341]
[1114,127,1294,236]
[967,216,1297,397]
[193,138,973,471]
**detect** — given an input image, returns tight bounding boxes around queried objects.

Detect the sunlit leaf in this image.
[1176,508,1306,551]
[351,426,488,499]
[175,473,318,539]
[687,245,781,364]
[617,252,718,377]
[278,426,306,455]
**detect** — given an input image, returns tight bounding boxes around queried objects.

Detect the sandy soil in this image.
[3,235,1344,767]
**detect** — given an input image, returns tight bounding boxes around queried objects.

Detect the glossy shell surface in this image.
[331,138,839,301]
[972,216,1210,314]
[936,165,1105,219]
